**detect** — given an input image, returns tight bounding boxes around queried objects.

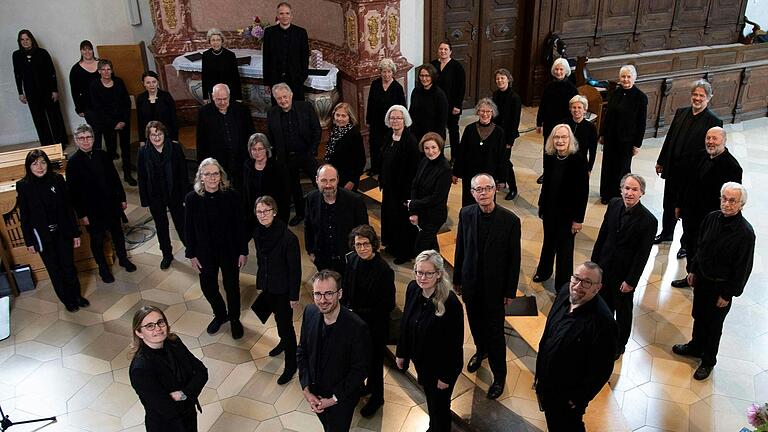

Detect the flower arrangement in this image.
[747,403,768,431]
[239,16,271,41]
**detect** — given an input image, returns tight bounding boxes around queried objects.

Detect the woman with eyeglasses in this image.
[136,71,179,145]
[452,98,507,207]
[251,195,300,385]
[535,58,578,184]
[409,63,449,143]
[242,133,291,228]
[340,225,395,418]
[396,250,463,432]
[129,305,208,432]
[365,58,406,175]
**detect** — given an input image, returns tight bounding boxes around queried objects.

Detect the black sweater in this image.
[536,79,578,137]
[563,117,598,171]
[431,58,466,110]
[600,85,648,150]
[493,87,522,144]
[366,78,406,133]
[137,141,191,208]
[538,153,589,223]
[136,90,179,142]
[12,47,58,99]
[253,218,301,299]
[409,154,452,227]
[409,86,449,141]
[184,189,248,261]
[16,174,80,250]
[69,63,99,115]
[201,48,242,100]
[89,77,131,129]
[453,122,507,183]
[341,253,395,318]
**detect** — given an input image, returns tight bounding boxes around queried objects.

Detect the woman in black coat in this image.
[396,250,464,432]
[137,121,190,270]
[492,68,522,200]
[408,132,453,256]
[562,95,598,175]
[536,58,578,183]
[129,306,208,432]
[69,40,99,121]
[366,58,406,175]
[252,195,300,385]
[431,41,466,156]
[341,225,395,417]
[599,65,648,203]
[137,71,179,144]
[201,28,242,101]
[534,124,589,291]
[324,102,366,190]
[453,98,507,207]
[12,30,68,146]
[242,133,291,227]
[380,105,420,264]
[16,150,86,312]
[409,64,449,143]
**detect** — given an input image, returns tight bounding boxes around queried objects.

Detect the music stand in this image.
[0,403,56,431]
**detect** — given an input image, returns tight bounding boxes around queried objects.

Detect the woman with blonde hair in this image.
[535,57,578,183]
[324,102,365,190]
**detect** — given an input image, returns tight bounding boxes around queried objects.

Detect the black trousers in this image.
[447,112,460,160]
[38,232,81,308]
[368,127,385,175]
[314,254,346,275]
[87,217,128,270]
[419,374,455,432]
[504,145,517,192]
[317,396,358,432]
[689,277,731,367]
[358,313,388,403]
[460,176,475,208]
[541,395,586,432]
[537,218,575,291]
[413,223,441,256]
[266,292,297,370]
[681,211,705,270]
[660,175,681,238]
[599,280,635,350]
[99,124,133,177]
[286,152,317,217]
[199,256,241,321]
[26,97,68,146]
[464,294,507,382]
[599,142,633,201]
[149,202,186,257]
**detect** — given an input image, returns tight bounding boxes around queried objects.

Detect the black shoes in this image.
[277,367,296,385]
[124,175,137,186]
[504,190,517,200]
[671,278,690,288]
[360,398,384,417]
[487,381,504,400]
[532,273,550,283]
[99,267,115,283]
[207,316,227,335]
[536,174,544,184]
[672,343,701,358]
[78,297,90,308]
[119,258,137,272]
[231,319,244,339]
[693,365,714,381]
[269,343,284,357]
[653,234,673,244]
[467,352,487,373]
[677,248,687,259]
[160,255,174,270]
[288,215,304,227]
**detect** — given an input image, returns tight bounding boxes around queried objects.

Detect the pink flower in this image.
[254,16,261,24]
[251,26,264,39]
[747,403,768,428]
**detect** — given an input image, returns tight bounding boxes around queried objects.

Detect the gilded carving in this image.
[367,16,379,50]
[162,0,177,30]
[387,14,398,47]
[346,12,357,52]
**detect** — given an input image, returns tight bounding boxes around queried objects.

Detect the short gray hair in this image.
[721,182,748,206]
[551,58,571,78]
[378,58,396,74]
[384,105,412,128]
[691,79,713,99]
[620,173,646,194]
[470,173,495,189]
[272,82,292,96]
[619,64,637,80]
[708,126,727,144]
[569,95,588,111]
[212,83,230,97]
[577,261,603,283]
[475,97,498,117]
[248,133,272,158]
[74,124,93,137]
[207,28,225,43]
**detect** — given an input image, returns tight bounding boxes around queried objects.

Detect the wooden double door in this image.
[427,0,522,108]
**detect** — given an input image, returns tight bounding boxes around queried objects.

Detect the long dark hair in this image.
[17,29,39,51]
[23,150,53,181]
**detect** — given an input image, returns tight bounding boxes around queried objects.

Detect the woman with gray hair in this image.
[366,58,406,175]
[563,94,598,173]
[242,133,290,226]
[202,28,242,101]
[453,98,508,207]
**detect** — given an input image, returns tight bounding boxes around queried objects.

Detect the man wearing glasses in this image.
[535,261,618,432]
[297,270,370,432]
[453,173,521,399]
[672,182,754,380]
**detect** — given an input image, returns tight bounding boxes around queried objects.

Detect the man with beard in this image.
[304,164,368,274]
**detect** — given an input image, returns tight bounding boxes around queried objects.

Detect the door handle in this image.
[485,24,491,40]
[471,25,478,41]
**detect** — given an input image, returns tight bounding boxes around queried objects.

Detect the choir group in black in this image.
[12,2,756,430]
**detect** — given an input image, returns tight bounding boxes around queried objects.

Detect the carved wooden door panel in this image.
[443,0,481,107]
[477,0,520,99]
[637,0,676,31]
[708,70,741,123]
[673,0,712,29]
[554,0,600,38]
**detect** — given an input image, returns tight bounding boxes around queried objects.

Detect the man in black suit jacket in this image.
[592,173,657,358]
[266,83,321,226]
[298,270,370,432]
[262,2,309,101]
[305,164,369,275]
[655,80,722,248]
[453,173,521,400]
[196,84,255,190]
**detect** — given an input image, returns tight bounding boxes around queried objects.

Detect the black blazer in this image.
[129,337,208,432]
[253,218,301,300]
[409,154,452,227]
[201,47,242,100]
[325,126,366,189]
[304,188,369,257]
[297,305,370,402]
[536,79,578,138]
[266,101,322,159]
[453,122,507,183]
[591,198,657,288]
[262,24,309,88]
[66,149,126,226]
[599,85,648,150]
[184,189,248,261]
[396,282,464,385]
[677,149,743,216]
[136,90,179,142]
[493,87,522,144]
[453,204,521,301]
[657,107,723,179]
[379,130,420,203]
[88,76,131,130]
[242,158,291,225]
[196,101,255,187]
[409,85,449,141]
[16,174,80,250]
[366,78,406,133]
[341,253,395,319]
[538,153,589,223]
[69,63,99,115]
[431,58,466,111]
[137,141,191,208]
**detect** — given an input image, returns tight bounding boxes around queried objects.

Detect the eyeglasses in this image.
[255,209,274,215]
[313,290,339,300]
[553,134,570,141]
[202,172,221,178]
[720,196,740,205]
[75,135,94,141]
[570,275,596,289]
[140,319,167,331]
[414,270,438,279]
[472,185,495,194]
[419,73,431,78]
[354,241,372,249]
[149,133,164,138]
[389,116,404,121]
[477,109,493,115]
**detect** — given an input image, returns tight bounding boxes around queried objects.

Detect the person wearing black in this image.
[672,127,742,289]
[492,68,522,200]
[591,174,657,358]
[136,71,179,144]
[12,30,68,147]
[67,124,137,283]
[262,2,309,101]
[655,79,723,247]
[17,150,87,313]
[298,270,370,432]
[672,182,754,381]
[341,225,395,417]
[88,59,136,185]
[305,164,369,275]
[534,124,589,290]
[535,261,618,432]
[266,83,322,226]
[409,64,449,143]
[252,196,300,385]
[201,28,242,101]
[563,95,598,175]
[69,40,99,136]
[599,65,648,203]
[196,83,255,190]
[137,121,190,270]
[535,58,578,184]
[185,159,249,339]
[408,132,453,256]
[452,98,507,208]
[324,102,365,191]
[242,133,291,227]
[396,250,464,432]
[365,58,406,175]
[453,174,521,400]
[430,41,466,156]
[129,306,208,432]
[379,105,420,264]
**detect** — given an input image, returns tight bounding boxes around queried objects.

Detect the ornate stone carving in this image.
[346,10,358,52]
[366,14,380,51]
[387,13,398,48]
[162,0,178,30]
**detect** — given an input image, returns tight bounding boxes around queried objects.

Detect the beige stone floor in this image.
[1,115,766,432]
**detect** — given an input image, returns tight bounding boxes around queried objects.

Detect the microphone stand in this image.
[0,403,56,431]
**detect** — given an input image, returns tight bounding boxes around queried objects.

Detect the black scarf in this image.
[255,217,287,254]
